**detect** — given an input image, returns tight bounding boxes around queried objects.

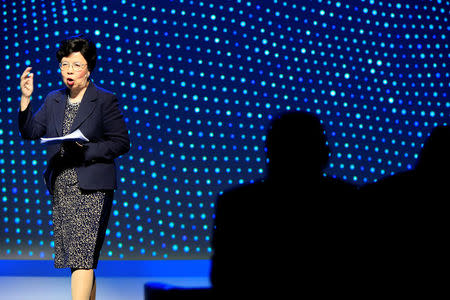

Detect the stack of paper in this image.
[40,129,89,145]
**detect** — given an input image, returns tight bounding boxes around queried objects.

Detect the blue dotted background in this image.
[0,0,448,260]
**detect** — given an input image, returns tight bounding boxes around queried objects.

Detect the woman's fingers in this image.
[21,67,33,80]
[21,67,34,86]
[20,67,34,97]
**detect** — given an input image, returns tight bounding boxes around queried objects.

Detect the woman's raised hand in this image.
[20,67,34,111]
[20,67,34,97]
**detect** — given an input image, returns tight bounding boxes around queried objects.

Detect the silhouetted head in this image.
[415,125,450,179]
[265,111,330,182]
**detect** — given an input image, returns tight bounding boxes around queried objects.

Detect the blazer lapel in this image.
[70,82,98,132]
[53,90,67,136]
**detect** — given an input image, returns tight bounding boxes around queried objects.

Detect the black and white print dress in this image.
[52,98,112,269]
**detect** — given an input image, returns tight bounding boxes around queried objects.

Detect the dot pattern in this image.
[1,0,449,260]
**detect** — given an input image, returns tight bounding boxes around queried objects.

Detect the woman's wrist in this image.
[20,95,31,111]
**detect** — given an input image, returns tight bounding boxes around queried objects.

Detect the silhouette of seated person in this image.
[360,125,450,297]
[210,111,358,298]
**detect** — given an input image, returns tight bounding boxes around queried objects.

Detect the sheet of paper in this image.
[40,129,89,145]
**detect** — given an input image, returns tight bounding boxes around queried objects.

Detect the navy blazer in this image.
[19,82,130,194]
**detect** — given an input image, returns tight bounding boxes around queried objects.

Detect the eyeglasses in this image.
[59,62,87,72]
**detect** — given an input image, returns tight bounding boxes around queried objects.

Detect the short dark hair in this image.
[56,35,97,72]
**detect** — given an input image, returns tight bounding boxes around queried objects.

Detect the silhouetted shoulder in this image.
[321,176,357,193]
[215,181,269,214]
[218,181,267,199]
[360,170,418,199]
[211,180,276,295]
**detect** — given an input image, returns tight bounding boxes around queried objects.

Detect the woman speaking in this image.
[19,35,130,300]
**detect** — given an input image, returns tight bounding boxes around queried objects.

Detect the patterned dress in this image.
[52,98,112,269]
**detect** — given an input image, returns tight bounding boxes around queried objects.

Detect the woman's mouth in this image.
[67,78,75,86]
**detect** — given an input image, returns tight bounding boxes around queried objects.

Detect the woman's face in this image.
[60,52,90,90]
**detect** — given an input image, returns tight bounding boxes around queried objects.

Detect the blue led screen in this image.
[1,0,449,260]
